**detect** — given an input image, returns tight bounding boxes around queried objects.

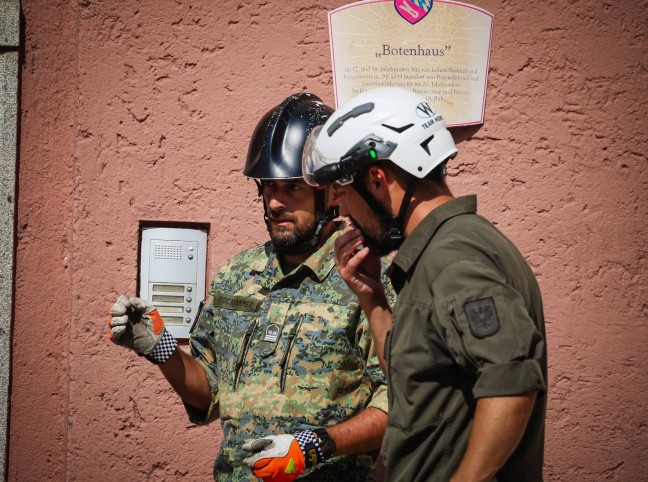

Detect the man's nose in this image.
[266,191,286,211]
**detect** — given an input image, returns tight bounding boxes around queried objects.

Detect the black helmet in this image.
[244,93,334,180]
[244,93,338,255]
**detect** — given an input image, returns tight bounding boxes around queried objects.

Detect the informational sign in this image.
[328,0,494,126]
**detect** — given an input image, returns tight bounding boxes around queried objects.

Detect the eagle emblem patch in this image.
[464,297,500,338]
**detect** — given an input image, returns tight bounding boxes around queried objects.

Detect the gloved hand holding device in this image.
[242,429,335,482]
[108,295,177,364]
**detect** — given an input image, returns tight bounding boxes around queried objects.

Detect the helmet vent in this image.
[327,102,375,136]
[420,134,435,155]
[382,123,414,134]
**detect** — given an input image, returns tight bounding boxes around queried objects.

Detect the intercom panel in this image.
[139,227,207,339]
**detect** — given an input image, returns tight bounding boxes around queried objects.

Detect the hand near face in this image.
[334,221,385,304]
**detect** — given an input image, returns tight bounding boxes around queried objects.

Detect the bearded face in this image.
[347,214,395,257]
[260,179,319,255]
[266,208,318,254]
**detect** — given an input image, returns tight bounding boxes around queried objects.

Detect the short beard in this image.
[349,215,394,257]
[267,210,318,255]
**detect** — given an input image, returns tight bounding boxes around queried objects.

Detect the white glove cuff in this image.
[145,329,177,364]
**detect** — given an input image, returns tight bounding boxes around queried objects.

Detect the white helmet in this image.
[302,87,457,187]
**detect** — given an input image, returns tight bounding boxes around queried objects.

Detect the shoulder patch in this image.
[464,297,500,338]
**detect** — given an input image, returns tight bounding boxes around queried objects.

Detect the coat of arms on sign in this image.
[394,0,433,25]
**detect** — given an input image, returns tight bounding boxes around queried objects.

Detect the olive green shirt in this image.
[383,195,547,482]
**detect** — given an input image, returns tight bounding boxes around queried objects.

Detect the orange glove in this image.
[242,432,321,482]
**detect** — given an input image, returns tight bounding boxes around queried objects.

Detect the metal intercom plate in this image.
[140,227,207,339]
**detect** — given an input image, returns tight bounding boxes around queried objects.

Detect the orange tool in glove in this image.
[242,432,324,482]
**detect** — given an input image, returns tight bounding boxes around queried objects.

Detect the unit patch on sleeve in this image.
[464,297,500,338]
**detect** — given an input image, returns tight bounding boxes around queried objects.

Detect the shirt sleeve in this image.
[432,259,546,399]
[357,268,396,414]
[184,296,221,425]
[356,309,388,413]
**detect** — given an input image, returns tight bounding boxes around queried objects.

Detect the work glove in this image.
[242,432,323,482]
[108,295,177,364]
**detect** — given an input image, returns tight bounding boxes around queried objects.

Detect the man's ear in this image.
[366,165,390,199]
[325,185,340,208]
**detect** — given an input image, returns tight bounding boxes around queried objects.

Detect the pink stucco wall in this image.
[8,0,647,481]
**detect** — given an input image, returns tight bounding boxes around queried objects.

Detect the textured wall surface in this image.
[9,0,648,481]
[9,1,76,480]
[0,1,20,479]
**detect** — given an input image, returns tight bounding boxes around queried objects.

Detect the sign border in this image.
[328,0,494,127]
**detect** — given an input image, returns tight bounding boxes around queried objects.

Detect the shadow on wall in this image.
[451,125,483,144]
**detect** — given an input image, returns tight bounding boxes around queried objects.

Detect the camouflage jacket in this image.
[186,227,389,481]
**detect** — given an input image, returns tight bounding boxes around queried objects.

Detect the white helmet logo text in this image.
[416,102,437,118]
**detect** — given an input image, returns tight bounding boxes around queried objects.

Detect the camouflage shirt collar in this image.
[250,224,342,287]
[301,227,340,281]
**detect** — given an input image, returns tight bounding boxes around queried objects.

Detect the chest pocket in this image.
[255,302,291,357]
[292,301,361,367]
[389,301,455,392]
[208,292,264,380]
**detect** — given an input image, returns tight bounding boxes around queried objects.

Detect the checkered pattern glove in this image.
[108,295,177,364]
[242,432,323,482]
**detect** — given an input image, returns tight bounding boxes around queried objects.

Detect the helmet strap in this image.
[311,205,339,248]
[254,179,264,197]
[255,179,272,228]
[306,188,339,250]
[351,175,419,250]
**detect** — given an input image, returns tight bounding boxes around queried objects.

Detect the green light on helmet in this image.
[369,148,377,159]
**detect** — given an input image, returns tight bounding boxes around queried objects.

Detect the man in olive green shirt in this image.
[302,87,547,481]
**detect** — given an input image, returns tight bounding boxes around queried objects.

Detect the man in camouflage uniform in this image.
[108,93,389,482]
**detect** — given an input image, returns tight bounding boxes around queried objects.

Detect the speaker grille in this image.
[154,244,182,260]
